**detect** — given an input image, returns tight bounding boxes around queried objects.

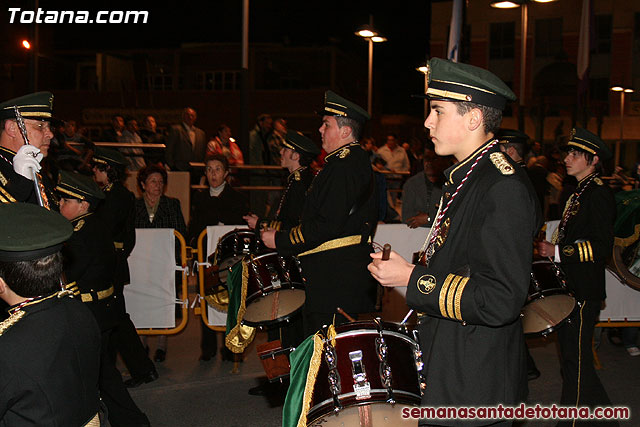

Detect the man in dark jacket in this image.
[537,128,616,426]
[262,91,379,336]
[0,203,101,427]
[58,171,150,427]
[92,147,158,388]
[369,58,540,426]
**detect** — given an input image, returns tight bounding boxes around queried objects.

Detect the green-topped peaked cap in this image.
[565,127,612,161]
[320,90,370,123]
[56,170,105,205]
[496,129,530,145]
[0,91,55,121]
[416,58,516,110]
[282,130,321,158]
[93,146,128,167]
[0,203,73,262]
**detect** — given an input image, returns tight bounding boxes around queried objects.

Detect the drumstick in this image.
[381,244,391,260]
[336,307,356,322]
[400,309,414,325]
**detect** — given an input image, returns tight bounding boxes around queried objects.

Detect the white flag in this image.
[447,0,463,62]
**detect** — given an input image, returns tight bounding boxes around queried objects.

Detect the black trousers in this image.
[265,311,304,349]
[108,285,155,379]
[557,300,618,427]
[100,329,150,427]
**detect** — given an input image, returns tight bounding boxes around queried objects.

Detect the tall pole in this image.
[367,38,373,116]
[518,3,528,131]
[615,91,624,169]
[240,0,250,157]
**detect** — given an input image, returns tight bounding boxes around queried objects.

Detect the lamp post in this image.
[610,86,634,169]
[355,26,387,116]
[490,0,557,131]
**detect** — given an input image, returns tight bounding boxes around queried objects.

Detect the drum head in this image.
[522,292,576,336]
[243,288,306,326]
[308,402,417,427]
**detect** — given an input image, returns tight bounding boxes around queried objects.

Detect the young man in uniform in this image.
[369,58,540,426]
[0,203,101,426]
[261,91,378,336]
[537,128,616,426]
[92,147,159,388]
[57,171,151,427]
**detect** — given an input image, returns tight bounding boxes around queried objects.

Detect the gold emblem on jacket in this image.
[417,275,437,295]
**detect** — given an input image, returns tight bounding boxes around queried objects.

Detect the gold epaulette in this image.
[0,310,26,336]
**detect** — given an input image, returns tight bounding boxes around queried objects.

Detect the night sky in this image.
[3,0,433,116]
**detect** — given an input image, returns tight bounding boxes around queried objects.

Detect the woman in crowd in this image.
[134,164,187,363]
[188,153,249,361]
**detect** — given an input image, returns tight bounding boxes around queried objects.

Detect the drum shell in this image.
[307,321,421,424]
[522,260,576,336]
[243,252,306,326]
[214,229,267,272]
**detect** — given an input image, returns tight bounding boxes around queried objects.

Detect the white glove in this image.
[13,145,43,180]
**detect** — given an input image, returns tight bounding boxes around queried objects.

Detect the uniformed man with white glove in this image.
[0,92,57,209]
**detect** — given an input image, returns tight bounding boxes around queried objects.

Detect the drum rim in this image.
[522,296,577,337]
[242,302,305,327]
[330,328,418,345]
[308,391,421,423]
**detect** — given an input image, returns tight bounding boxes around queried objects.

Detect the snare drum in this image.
[243,252,305,327]
[521,260,576,336]
[214,229,266,284]
[307,320,424,426]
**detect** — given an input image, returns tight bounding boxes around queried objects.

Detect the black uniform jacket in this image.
[556,173,615,301]
[0,293,101,426]
[96,182,136,287]
[275,142,378,314]
[63,212,120,331]
[262,166,314,232]
[188,184,249,247]
[406,140,540,417]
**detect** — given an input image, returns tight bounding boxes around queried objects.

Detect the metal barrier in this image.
[136,230,189,335]
[195,228,227,332]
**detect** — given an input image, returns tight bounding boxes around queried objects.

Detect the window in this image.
[535,18,563,58]
[490,22,515,59]
[197,71,240,91]
[593,15,612,54]
[148,74,173,90]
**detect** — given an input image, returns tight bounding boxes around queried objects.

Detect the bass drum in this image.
[521,260,576,336]
[307,320,424,426]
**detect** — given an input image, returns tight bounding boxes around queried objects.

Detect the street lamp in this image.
[610,86,634,169]
[355,25,387,116]
[490,0,557,130]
